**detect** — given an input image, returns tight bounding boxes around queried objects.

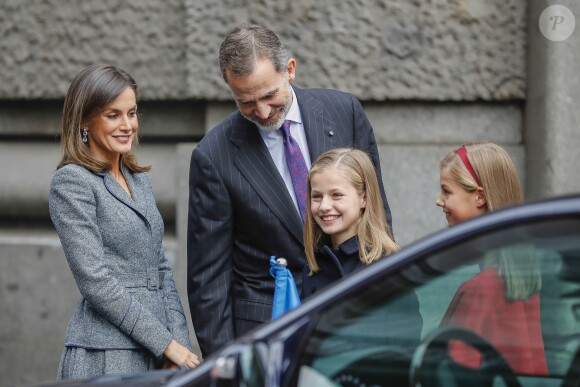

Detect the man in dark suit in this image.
[187,23,393,357]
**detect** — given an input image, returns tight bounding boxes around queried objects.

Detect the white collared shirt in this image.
[259,86,312,215]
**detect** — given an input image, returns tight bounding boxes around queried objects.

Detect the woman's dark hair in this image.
[57,63,149,173]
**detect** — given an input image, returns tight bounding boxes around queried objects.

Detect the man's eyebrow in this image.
[236,88,279,104]
[261,88,278,98]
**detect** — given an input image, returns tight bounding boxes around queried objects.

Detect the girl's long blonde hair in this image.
[440,142,541,300]
[304,148,398,273]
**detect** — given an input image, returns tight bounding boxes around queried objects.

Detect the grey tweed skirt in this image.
[57,346,157,380]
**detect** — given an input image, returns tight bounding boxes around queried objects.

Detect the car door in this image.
[291,213,580,386]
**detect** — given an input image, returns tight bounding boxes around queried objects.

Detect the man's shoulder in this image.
[295,86,356,107]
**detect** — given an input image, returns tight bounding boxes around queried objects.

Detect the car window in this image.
[295,218,580,387]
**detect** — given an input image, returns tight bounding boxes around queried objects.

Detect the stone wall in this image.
[3,0,580,385]
[0,0,525,101]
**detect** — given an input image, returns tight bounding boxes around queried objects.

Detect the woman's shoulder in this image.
[50,164,105,196]
[52,164,93,183]
[55,163,99,176]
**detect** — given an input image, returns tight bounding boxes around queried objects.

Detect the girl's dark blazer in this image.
[49,163,191,357]
[301,237,423,349]
[301,236,363,298]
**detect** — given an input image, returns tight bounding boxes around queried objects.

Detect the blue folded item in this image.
[270,255,301,320]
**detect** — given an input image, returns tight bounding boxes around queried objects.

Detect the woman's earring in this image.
[81,128,88,144]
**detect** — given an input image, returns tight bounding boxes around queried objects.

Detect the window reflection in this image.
[439,244,547,375]
[297,219,580,386]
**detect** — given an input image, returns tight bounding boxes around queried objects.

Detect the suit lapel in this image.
[101,169,149,226]
[295,87,336,161]
[122,166,149,218]
[230,117,303,242]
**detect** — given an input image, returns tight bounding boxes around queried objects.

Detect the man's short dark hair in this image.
[219,23,289,82]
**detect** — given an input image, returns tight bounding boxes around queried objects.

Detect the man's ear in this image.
[287,58,296,82]
[475,187,487,208]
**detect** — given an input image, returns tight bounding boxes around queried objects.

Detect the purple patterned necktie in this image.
[280,120,308,221]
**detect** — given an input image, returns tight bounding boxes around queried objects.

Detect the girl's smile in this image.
[310,166,366,249]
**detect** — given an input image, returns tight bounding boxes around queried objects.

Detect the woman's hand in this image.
[163,339,201,369]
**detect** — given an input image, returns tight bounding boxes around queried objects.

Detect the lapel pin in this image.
[325,130,334,136]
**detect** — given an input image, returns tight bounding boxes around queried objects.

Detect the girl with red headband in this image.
[435,142,547,376]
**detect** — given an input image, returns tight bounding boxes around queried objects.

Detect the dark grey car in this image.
[34,194,580,387]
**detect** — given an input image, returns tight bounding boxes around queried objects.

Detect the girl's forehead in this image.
[311,168,357,190]
[313,165,348,179]
[440,165,455,177]
[439,168,458,185]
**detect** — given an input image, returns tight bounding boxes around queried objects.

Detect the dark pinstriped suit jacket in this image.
[187,86,392,357]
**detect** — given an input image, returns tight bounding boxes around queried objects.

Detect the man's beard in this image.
[241,96,292,132]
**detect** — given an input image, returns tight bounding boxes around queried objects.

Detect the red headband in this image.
[456,146,481,186]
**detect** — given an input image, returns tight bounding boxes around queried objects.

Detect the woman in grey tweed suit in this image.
[49,64,199,379]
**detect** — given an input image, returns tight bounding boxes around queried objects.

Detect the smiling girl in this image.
[301,148,398,297]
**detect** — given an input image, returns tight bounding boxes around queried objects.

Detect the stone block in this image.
[185,0,526,101]
[206,102,237,132]
[0,142,60,220]
[134,101,206,140]
[0,0,527,101]
[0,101,61,136]
[365,103,522,145]
[0,0,189,99]
[0,234,76,386]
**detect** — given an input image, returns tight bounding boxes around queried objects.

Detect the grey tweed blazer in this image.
[49,163,191,357]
